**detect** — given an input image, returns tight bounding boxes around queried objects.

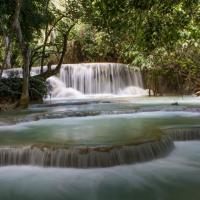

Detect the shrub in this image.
[0,76,48,102]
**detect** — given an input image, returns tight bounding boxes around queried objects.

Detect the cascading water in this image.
[0,135,174,168]
[3,111,200,168]
[47,76,84,98]
[59,63,144,94]
[3,63,148,98]
[162,126,200,141]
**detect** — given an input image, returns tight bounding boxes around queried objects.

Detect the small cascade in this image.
[0,135,173,168]
[162,127,200,141]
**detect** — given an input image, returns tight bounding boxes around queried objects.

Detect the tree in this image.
[12,0,30,108]
[34,0,84,78]
[0,0,54,107]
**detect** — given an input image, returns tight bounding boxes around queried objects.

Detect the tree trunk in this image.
[13,0,30,108]
[4,37,12,69]
[0,37,12,80]
[0,38,10,79]
[20,48,30,107]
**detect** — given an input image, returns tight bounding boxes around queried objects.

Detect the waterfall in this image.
[0,135,173,168]
[59,63,144,94]
[3,63,147,98]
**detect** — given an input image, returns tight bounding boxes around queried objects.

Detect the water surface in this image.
[0,111,200,146]
[0,141,199,200]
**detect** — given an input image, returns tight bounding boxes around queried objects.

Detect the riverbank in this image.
[0,98,18,112]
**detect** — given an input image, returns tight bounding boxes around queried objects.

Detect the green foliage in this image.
[0,0,54,42]
[29,77,48,101]
[20,0,54,42]
[0,76,48,101]
[69,24,118,62]
[82,0,199,53]
[1,0,200,97]
[0,78,22,100]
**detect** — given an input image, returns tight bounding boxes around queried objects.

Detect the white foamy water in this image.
[59,63,144,94]
[47,76,84,98]
[118,86,149,96]
[3,63,148,99]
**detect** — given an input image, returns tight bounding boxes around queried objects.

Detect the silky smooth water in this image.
[1,95,200,127]
[0,111,200,146]
[3,63,147,98]
[0,141,199,200]
[0,103,200,198]
[2,63,200,198]
[59,63,144,94]
[42,96,200,113]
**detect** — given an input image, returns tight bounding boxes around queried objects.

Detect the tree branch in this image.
[37,23,75,79]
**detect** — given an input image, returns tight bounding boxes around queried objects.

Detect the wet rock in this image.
[171,102,179,106]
